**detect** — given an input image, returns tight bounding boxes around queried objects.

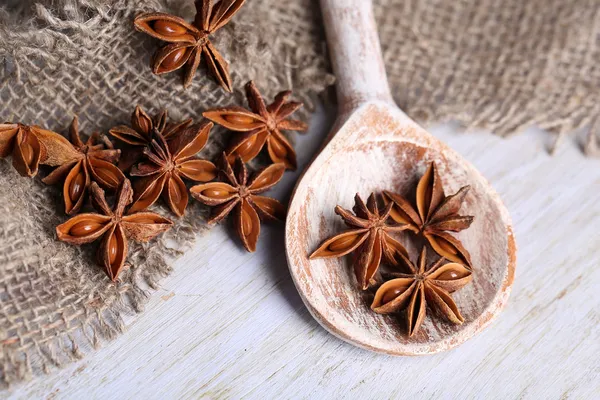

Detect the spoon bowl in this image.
[286,102,516,354]
[285,0,516,355]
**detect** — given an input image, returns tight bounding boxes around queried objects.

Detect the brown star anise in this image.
[0,123,47,177]
[203,80,308,170]
[129,121,216,217]
[190,154,285,252]
[57,179,173,281]
[309,193,410,290]
[109,106,193,170]
[134,0,246,91]
[42,117,125,214]
[371,247,472,336]
[382,162,474,268]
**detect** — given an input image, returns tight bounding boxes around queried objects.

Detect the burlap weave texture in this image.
[375,0,600,152]
[0,0,332,386]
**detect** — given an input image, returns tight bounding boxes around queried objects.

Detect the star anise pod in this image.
[382,162,474,268]
[41,117,125,214]
[203,80,308,170]
[190,154,285,252]
[371,247,472,336]
[57,179,173,281]
[109,106,193,170]
[309,193,410,290]
[129,121,216,217]
[133,0,246,91]
[0,123,47,177]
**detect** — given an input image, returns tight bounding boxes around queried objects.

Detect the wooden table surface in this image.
[8,104,600,399]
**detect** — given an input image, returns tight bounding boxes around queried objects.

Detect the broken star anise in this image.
[42,116,125,214]
[382,162,474,268]
[190,154,285,252]
[57,179,173,281]
[371,247,472,336]
[109,105,193,170]
[309,193,410,290]
[203,80,308,170]
[134,0,246,91]
[0,123,47,177]
[129,121,216,217]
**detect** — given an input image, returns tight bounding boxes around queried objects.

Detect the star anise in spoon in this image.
[203,80,308,170]
[382,162,474,268]
[371,247,472,336]
[309,193,410,290]
[129,121,216,217]
[109,106,193,170]
[190,154,285,252]
[134,0,246,90]
[56,179,173,281]
[0,123,47,177]
[42,117,125,214]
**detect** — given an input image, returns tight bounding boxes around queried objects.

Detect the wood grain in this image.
[5,107,599,399]
[294,0,514,353]
[286,102,515,354]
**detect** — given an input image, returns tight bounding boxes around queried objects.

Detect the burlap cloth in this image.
[1,0,598,387]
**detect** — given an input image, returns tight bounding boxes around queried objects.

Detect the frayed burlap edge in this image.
[0,0,333,388]
[374,0,600,154]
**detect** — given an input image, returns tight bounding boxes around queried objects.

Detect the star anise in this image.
[42,117,125,214]
[109,106,193,170]
[309,193,410,290]
[129,121,216,217]
[371,247,472,336]
[382,162,474,268]
[203,80,308,170]
[0,123,46,177]
[134,0,246,91]
[190,154,285,252]
[56,179,173,281]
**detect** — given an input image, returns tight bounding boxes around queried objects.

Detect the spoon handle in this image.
[320,0,394,113]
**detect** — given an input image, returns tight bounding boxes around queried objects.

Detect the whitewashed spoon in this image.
[285,0,516,355]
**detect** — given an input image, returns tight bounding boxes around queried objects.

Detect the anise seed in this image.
[138,117,151,134]
[178,164,213,180]
[153,20,187,36]
[162,47,188,69]
[235,134,257,155]
[70,221,103,236]
[328,235,359,252]
[436,270,464,280]
[133,217,156,224]
[269,138,287,158]
[382,287,406,304]
[241,208,252,234]
[251,171,275,188]
[202,187,232,198]
[69,173,85,200]
[256,201,277,216]
[108,234,118,265]
[225,115,256,125]
[21,142,34,165]
[170,182,183,204]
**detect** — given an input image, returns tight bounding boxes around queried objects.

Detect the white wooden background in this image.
[7,104,600,399]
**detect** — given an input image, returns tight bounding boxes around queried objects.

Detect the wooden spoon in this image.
[285,0,516,355]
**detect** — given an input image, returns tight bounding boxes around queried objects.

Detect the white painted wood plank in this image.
[6,106,600,400]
